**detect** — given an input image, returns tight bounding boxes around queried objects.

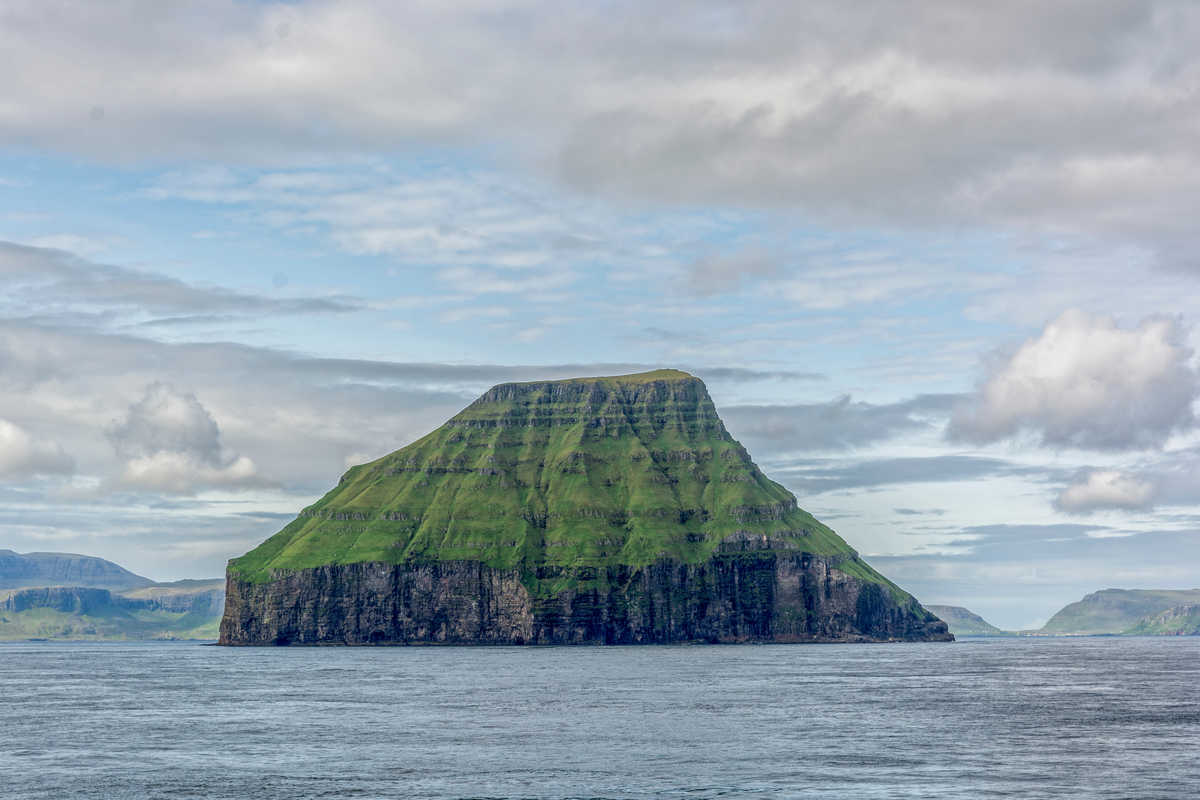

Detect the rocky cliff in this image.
[1123,603,1200,636]
[220,370,951,645]
[1,581,226,640]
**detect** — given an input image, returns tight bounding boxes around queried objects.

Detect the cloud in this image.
[0,418,74,478]
[1053,447,1200,513]
[1,3,1199,265]
[683,250,778,296]
[107,383,265,494]
[776,454,1039,494]
[0,240,359,321]
[950,310,1197,450]
[0,311,814,496]
[722,394,957,453]
[1055,469,1157,513]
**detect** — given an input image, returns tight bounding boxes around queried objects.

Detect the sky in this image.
[2,1,1199,629]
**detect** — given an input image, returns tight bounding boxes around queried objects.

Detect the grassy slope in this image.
[925,605,1012,636]
[1124,604,1200,635]
[1040,589,1200,634]
[0,605,220,641]
[229,371,912,603]
[0,581,225,641]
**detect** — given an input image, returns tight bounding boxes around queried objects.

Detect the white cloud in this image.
[950,310,1197,450]
[118,451,260,496]
[0,418,74,478]
[1055,469,1157,513]
[107,383,266,495]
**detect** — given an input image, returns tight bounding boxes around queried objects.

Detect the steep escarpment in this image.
[221,370,950,645]
[0,581,225,640]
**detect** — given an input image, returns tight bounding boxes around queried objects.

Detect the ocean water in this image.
[2,637,1198,799]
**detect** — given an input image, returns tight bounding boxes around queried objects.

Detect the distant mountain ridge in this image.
[1122,603,1200,636]
[925,605,1012,637]
[0,550,224,640]
[0,580,225,641]
[0,550,154,590]
[1039,589,1200,635]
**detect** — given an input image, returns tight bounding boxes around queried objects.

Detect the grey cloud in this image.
[1054,469,1157,513]
[0,241,359,319]
[1053,448,1200,513]
[722,394,957,454]
[109,383,224,466]
[695,367,825,383]
[950,523,1108,551]
[683,250,778,296]
[775,454,1046,494]
[0,317,816,495]
[894,508,946,517]
[2,3,1199,266]
[136,314,242,329]
[0,418,74,478]
[106,383,267,495]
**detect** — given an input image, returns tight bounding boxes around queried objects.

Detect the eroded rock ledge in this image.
[218,553,952,646]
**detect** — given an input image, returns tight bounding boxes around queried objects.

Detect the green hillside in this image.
[1124,604,1200,636]
[230,370,903,600]
[1040,589,1200,635]
[0,582,224,641]
[925,605,1012,636]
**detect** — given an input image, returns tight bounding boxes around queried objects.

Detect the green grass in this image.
[1041,589,1200,634]
[229,371,911,602]
[925,605,1012,636]
[1123,603,1200,635]
[0,605,220,641]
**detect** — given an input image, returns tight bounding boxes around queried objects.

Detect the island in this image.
[219,370,952,645]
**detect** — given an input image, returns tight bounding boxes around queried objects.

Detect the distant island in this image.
[0,550,223,641]
[927,589,1200,638]
[220,370,952,646]
[1038,589,1200,636]
[924,605,1013,637]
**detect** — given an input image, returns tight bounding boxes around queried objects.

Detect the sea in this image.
[2,637,1197,799]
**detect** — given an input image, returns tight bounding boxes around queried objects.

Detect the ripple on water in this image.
[1,638,1198,799]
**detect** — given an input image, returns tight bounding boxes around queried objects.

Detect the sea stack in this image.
[219,370,951,645]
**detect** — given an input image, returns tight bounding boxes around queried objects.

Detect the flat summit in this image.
[220,370,950,645]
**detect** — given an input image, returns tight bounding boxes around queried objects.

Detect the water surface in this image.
[2,637,1197,798]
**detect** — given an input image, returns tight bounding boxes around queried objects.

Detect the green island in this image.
[222,370,950,645]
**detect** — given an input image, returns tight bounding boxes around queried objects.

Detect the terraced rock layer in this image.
[220,370,950,645]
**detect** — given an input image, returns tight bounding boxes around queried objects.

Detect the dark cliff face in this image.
[3,587,120,614]
[219,554,951,645]
[2,585,224,616]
